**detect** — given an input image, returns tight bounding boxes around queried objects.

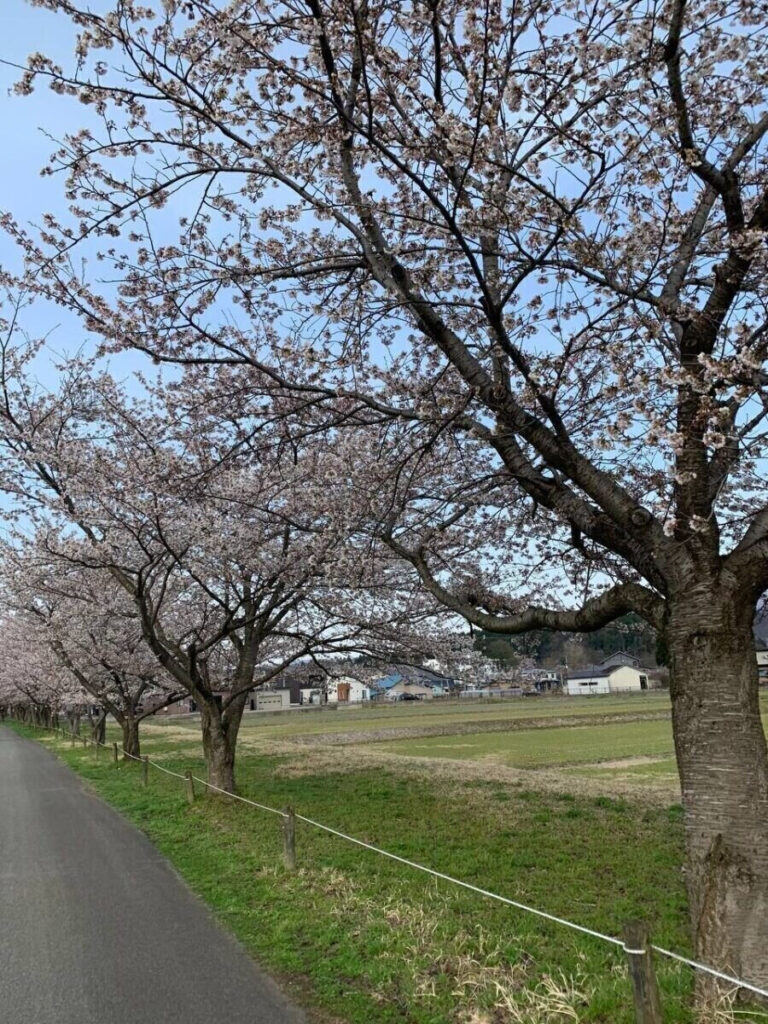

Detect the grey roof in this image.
[567,666,611,680]
[568,661,649,680]
[600,650,640,665]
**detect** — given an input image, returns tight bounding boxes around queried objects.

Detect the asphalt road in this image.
[0,726,307,1024]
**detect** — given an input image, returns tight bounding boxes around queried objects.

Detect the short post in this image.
[141,755,149,786]
[112,742,119,765]
[184,770,195,804]
[82,737,88,749]
[623,921,663,1024]
[70,732,75,747]
[94,742,100,760]
[282,806,297,871]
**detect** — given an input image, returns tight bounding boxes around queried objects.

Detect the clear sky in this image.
[0,1,156,385]
[1,3,80,228]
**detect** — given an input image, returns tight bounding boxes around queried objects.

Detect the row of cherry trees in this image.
[0,352,457,786]
[2,0,768,1003]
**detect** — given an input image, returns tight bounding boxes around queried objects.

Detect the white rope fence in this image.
[10,717,768,1003]
[122,748,186,780]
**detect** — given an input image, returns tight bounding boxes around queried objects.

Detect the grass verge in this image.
[7,722,744,1024]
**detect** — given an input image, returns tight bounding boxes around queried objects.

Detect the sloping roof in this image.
[569,661,648,680]
[600,650,641,666]
[392,664,454,685]
[568,666,611,680]
[373,673,402,690]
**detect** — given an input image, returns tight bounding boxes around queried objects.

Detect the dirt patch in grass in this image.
[594,755,670,769]
[142,724,205,744]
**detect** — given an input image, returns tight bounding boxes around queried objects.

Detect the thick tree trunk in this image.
[668,586,768,1004]
[199,691,248,793]
[121,716,141,759]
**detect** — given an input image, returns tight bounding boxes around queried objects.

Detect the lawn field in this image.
[372,718,677,767]
[11,694,768,1023]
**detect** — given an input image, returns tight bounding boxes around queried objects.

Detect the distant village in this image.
[155,641,768,715]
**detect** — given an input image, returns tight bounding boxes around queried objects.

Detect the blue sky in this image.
[0,2,79,228]
[0,1,155,385]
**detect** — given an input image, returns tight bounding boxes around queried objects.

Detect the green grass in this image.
[10,721,698,1024]
[373,720,677,767]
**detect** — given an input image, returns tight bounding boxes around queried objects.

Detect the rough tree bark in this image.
[199,691,249,793]
[668,583,768,1000]
[120,714,141,759]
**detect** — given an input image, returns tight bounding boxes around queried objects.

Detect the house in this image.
[370,672,401,698]
[600,650,641,668]
[387,678,434,700]
[326,676,371,703]
[566,655,651,696]
[300,686,326,705]
[154,696,197,716]
[370,672,436,700]
[757,643,768,684]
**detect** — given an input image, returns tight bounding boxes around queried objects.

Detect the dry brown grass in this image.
[239,732,681,806]
[284,864,592,1023]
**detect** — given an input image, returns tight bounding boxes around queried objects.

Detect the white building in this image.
[566,658,651,696]
[327,676,371,703]
[250,690,291,711]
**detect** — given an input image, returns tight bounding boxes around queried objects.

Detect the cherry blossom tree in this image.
[0,610,83,729]
[0,537,186,755]
[0,355,445,789]
[7,0,768,995]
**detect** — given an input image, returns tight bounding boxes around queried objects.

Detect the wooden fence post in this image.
[82,737,88,749]
[282,806,297,871]
[95,742,100,760]
[623,921,663,1024]
[142,755,149,786]
[113,742,119,765]
[185,770,195,804]
[70,732,75,747]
